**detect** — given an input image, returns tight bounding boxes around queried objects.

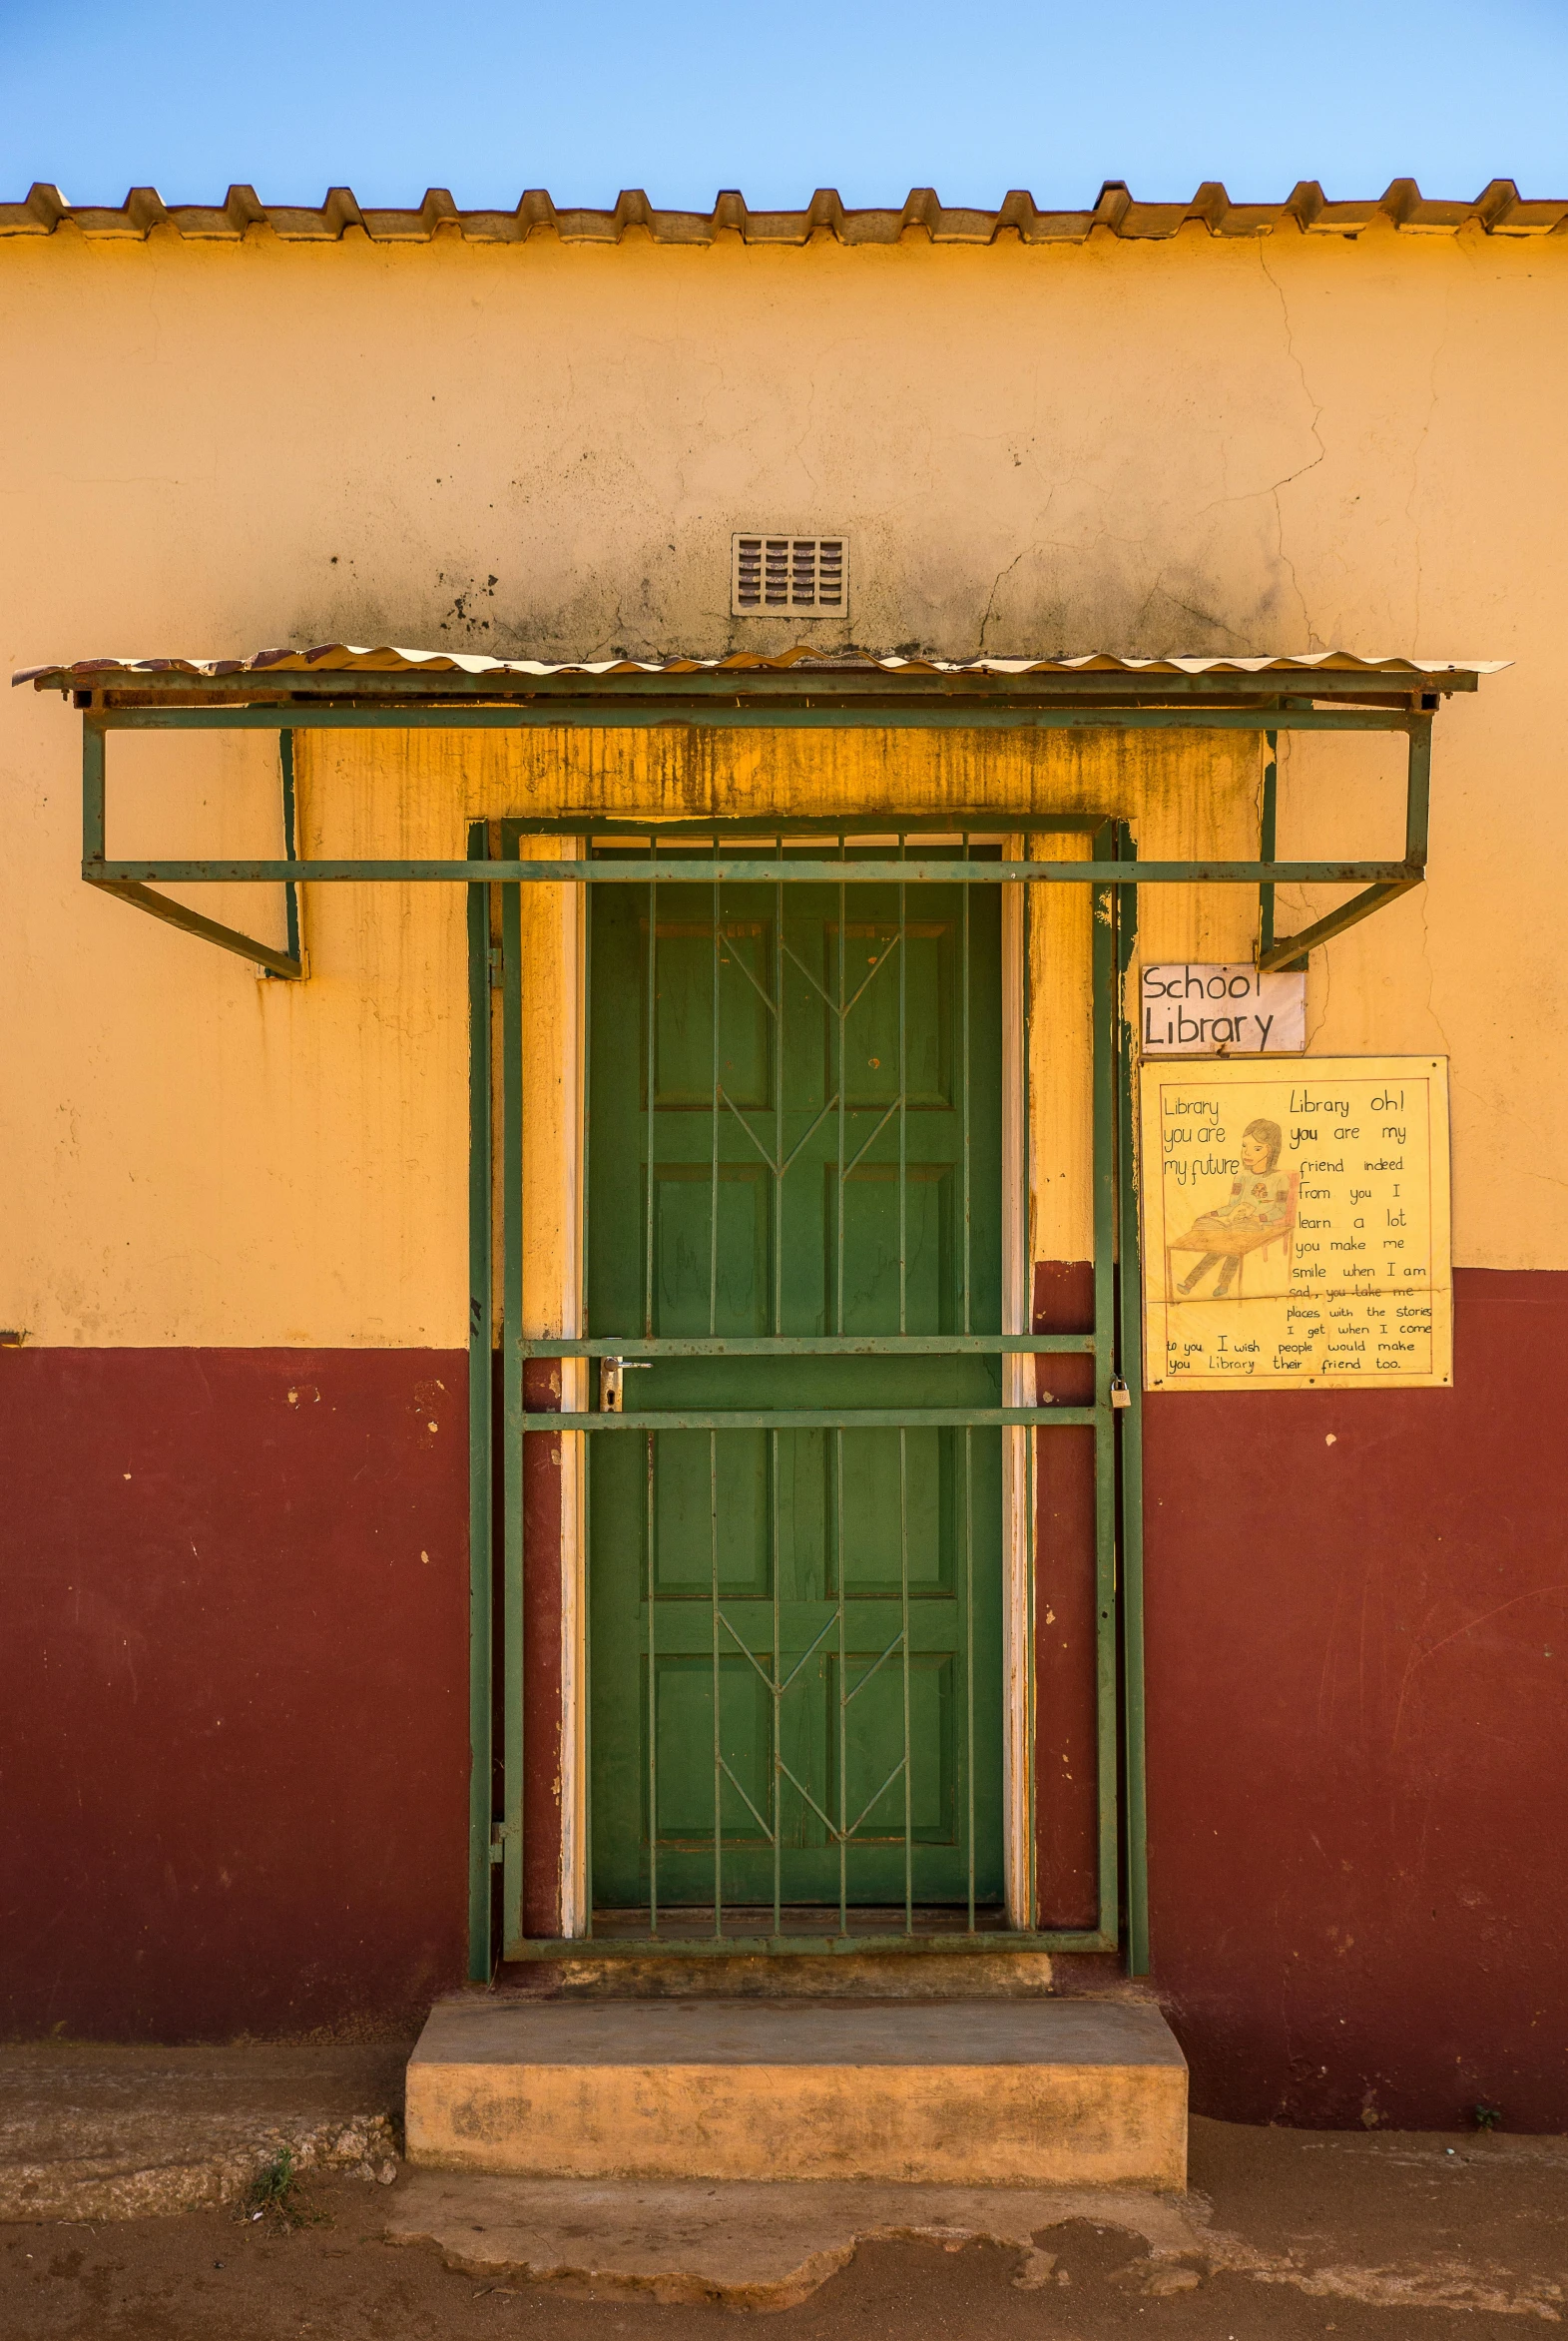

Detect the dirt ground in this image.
[2,2117,1565,2341]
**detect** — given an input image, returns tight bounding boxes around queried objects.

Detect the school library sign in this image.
[1140,1057,1452,1390]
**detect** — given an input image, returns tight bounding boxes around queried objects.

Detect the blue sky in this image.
[2,0,1565,211]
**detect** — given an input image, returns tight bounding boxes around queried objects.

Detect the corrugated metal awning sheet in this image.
[2,180,1563,247]
[16,647,1507,690]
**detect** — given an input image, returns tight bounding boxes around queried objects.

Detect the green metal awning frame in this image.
[52,660,1464,983]
[35,659,1481,1974]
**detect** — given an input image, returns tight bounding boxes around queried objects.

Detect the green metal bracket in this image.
[80,698,1436,990]
[269,730,303,976]
[80,721,305,980]
[1257,715,1431,973]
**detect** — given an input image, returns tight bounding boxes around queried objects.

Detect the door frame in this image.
[1000,864,1031,1929]
[472,814,1147,1969]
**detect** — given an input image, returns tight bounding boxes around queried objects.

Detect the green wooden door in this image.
[587,854,1004,1928]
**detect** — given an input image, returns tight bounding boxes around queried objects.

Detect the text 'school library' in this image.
[5,173,1565,2169]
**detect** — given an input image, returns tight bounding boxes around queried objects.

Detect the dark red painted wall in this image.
[1143,1269,1568,2131]
[0,1350,469,2040]
[1033,1261,1100,1930]
[5,1283,1564,2130]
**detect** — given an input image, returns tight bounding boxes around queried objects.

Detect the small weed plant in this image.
[237,2147,319,2229]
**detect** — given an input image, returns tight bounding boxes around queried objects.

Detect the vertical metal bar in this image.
[836,832,848,1938]
[1090,822,1121,1949]
[710,856,721,1338]
[710,849,723,1939]
[1114,822,1151,1976]
[772,1424,783,1943]
[772,842,784,1943]
[836,1423,847,1938]
[900,1424,912,1934]
[898,847,912,1933]
[964,1421,975,1935]
[644,869,658,1938]
[581,863,594,1943]
[501,839,526,1950]
[82,720,105,866]
[774,837,784,1334]
[1258,729,1278,962]
[278,729,302,968]
[835,835,847,1336]
[1022,866,1038,1936]
[465,824,494,1981]
[645,868,658,1341]
[962,838,975,1934]
[1404,714,1433,867]
[711,1427,723,1938]
[961,835,971,1338]
[898,840,907,1336]
[647,1425,658,1938]
[832,843,846,1938]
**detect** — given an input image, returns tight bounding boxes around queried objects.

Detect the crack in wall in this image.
[978,546,1029,647]
[1415,884,1453,1055]
[1405,293,1450,649]
[1259,247,1328,648]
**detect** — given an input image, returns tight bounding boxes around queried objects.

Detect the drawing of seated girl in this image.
[1176,1117,1292,1296]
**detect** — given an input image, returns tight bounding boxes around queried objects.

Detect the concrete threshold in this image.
[504,1947,1060,1999]
[405,1995,1188,2188]
[386,2171,1200,2310]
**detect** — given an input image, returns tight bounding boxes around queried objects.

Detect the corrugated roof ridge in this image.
[2,180,1564,245]
[13,646,1511,688]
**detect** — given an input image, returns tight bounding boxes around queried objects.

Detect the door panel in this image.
[588,862,1004,1921]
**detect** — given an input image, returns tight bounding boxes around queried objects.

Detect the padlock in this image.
[1110,1377,1132,1410]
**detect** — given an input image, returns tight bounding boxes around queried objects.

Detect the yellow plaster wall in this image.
[462,721,1261,1272]
[3,223,1564,1342]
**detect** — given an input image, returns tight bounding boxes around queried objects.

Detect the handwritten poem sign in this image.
[1140,1056,1451,1390]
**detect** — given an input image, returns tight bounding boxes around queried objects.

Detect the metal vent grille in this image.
[732,533,849,617]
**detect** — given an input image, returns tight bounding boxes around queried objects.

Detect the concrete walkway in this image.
[4,2113,1567,2339]
[2,2041,1565,2340]
[385,2145,1568,2318]
[0,2040,403,2219]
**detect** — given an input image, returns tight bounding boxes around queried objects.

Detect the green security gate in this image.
[476,814,1150,1963]
[585,850,1004,1929]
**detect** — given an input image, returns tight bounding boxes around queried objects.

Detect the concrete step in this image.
[406,1995,1187,2189]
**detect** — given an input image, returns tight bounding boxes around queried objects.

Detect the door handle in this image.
[600,1357,652,1414]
